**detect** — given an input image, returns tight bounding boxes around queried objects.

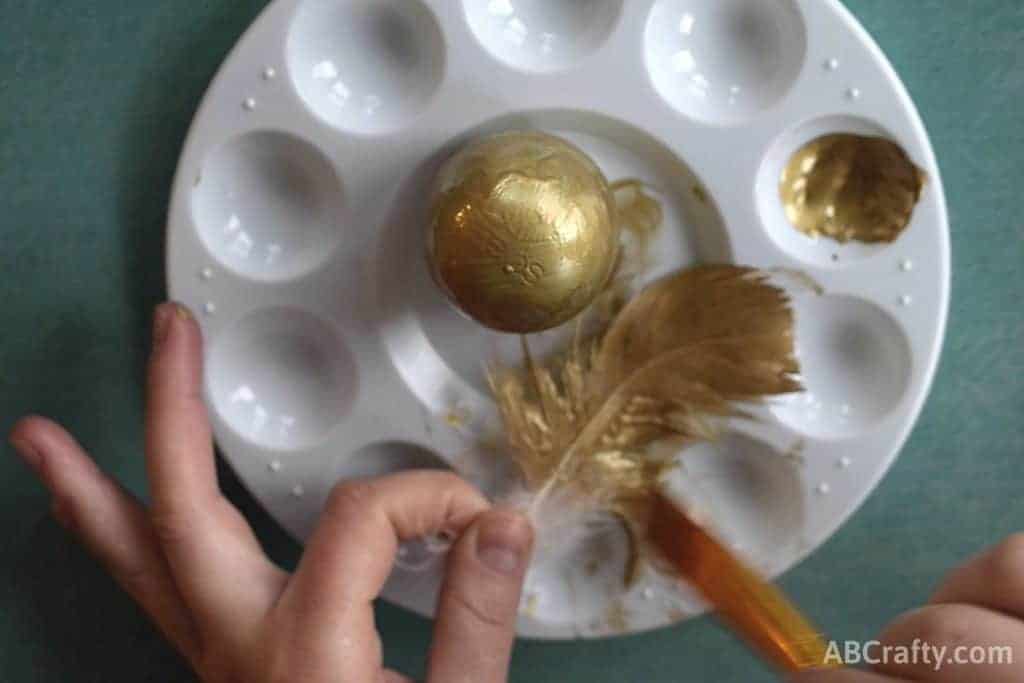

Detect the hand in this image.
[794,534,1024,682]
[9,303,535,683]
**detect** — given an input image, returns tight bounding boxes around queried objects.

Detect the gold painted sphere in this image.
[427,131,619,333]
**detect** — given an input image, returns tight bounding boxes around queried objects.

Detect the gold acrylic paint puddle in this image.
[780,134,926,243]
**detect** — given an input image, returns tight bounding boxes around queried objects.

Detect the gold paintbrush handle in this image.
[650,492,842,672]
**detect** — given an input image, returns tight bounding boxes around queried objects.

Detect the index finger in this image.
[144,303,284,629]
[145,303,219,515]
[276,471,490,677]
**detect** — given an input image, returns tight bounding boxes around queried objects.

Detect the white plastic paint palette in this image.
[168,0,949,639]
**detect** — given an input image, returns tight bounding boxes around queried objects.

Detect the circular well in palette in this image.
[191,130,345,281]
[206,307,358,451]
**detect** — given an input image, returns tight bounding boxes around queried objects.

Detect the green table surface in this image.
[1,1,1021,681]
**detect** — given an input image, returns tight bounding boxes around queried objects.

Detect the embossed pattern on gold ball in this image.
[780,133,926,244]
[428,131,620,333]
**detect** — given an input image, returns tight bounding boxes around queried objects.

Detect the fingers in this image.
[9,416,200,660]
[793,537,1024,683]
[145,303,219,515]
[278,471,489,678]
[931,534,1024,619]
[287,470,489,609]
[145,304,284,632]
[875,603,1024,682]
[428,509,533,683]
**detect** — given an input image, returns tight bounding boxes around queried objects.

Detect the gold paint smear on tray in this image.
[604,598,632,633]
[780,134,926,243]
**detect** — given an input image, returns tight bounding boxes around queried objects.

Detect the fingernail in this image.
[153,304,175,347]
[476,511,533,576]
[10,438,41,472]
[175,304,192,323]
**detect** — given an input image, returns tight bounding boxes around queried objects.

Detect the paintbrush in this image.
[649,491,841,673]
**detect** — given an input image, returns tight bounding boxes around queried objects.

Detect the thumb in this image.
[427,509,534,683]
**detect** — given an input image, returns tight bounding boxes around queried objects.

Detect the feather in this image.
[489,265,801,579]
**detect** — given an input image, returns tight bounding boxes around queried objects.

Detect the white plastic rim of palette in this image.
[167,0,950,639]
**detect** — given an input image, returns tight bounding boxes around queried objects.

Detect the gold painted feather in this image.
[489,264,801,537]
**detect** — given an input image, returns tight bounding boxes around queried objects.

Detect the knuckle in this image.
[110,556,156,595]
[447,585,509,631]
[148,508,196,548]
[326,479,378,518]
[986,533,1024,589]
[418,470,489,513]
[903,605,972,648]
[393,468,475,493]
[427,470,470,489]
[387,469,473,497]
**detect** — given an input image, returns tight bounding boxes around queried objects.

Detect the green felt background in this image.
[1,1,1021,681]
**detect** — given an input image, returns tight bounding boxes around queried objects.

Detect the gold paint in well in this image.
[780,133,926,243]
